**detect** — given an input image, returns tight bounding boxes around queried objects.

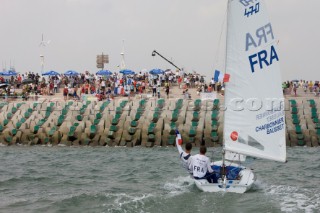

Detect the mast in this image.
[222,0,231,156]
[220,0,231,180]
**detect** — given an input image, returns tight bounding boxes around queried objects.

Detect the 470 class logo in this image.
[239,0,260,17]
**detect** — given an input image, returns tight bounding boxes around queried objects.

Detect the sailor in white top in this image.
[189,146,217,183]
[175,130,193,175]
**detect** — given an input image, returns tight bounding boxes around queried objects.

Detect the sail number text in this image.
[244,3,259,17]
[239,0,260,17]
[246,23,279,73]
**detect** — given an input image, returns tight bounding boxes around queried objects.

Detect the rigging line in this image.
[210,149,216,162]
[225,152,243,168]
[214,6,228,72]
[227,153,255,168]
[226,154,237,167]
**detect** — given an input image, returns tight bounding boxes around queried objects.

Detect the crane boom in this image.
[151,50,181,71]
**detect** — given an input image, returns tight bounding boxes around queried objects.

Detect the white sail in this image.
[224,0,286,162]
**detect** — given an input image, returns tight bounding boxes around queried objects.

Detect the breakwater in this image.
[0,97,319,147]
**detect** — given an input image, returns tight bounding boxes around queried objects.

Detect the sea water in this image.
[0,146,319,213]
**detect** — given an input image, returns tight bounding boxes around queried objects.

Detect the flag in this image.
[214,70,230,83]
[176,133,183,145]
[223,73,230,82]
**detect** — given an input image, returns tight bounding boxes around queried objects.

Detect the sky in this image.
[0,0,319,81]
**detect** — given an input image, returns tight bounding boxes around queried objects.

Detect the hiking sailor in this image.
[189,146,217,183]
[175,130,193,175]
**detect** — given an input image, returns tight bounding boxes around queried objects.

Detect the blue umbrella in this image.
[120,69,135,75]
[42,70,60,76]
[64,70,79,76]
[0,70,17,76]
[149,69,164,75]
[96,70,112,76]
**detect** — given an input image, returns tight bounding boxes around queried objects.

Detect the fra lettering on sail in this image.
[246,23,279,73]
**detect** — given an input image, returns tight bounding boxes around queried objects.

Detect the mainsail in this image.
[224,0,286,162]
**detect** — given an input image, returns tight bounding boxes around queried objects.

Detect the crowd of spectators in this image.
[282,80,320,96]
[0,70,223,101]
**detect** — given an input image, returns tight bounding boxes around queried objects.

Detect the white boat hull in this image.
[193,161,256,193]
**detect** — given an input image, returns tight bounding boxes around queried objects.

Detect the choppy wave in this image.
[265,185,320,213]
[102,193,154,213]
[0,146,319,213]
[163,176,194,197]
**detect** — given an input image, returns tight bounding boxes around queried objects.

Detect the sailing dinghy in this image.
[191,0,286,193]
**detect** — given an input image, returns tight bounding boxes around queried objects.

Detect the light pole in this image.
[120,39,126,70]
[39,34,50,74]
[40,54,44,74]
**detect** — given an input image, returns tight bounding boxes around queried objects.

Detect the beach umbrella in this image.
[64,70,79,76]
[0,70,17,76]
[42,70,60,76]
[120,69,135,75]
[149,69,164,75]
[96,70,112,76]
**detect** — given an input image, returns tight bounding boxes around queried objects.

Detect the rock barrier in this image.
[0,97,319,147]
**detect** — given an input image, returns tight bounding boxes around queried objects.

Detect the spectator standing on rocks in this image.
[152,84,157,97]
[53,79,58,93]
[293,83,298,96]
[303,81,308,94]
[165,85,170,99]
[73,86,80,101]
[157,85,161,98]
[63,86,68,101]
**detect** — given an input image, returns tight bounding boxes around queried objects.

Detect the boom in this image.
[151,50,181,71]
